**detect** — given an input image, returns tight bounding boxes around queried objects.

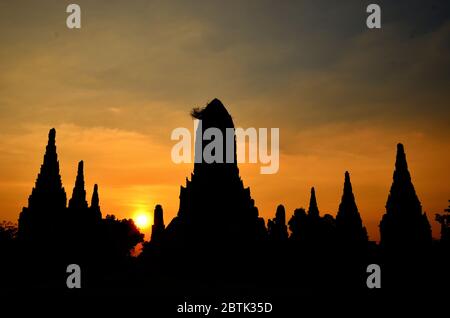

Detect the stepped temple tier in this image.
[18,128,67,242]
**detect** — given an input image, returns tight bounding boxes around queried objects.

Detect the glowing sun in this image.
[134,212,151,229]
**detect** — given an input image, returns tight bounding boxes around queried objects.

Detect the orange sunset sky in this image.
[0,1,449,241]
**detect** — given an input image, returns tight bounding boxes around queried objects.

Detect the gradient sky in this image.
[0,0,449,241]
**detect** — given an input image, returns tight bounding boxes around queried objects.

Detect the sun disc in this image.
[135,213,150,229]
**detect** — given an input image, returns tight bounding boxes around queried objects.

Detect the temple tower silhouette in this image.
[151,204,165,243]
[18,128,67,241]
[68,161,102,226]
[379,143,432,250]
[336,171,368,247]
[89,184,102,222]
[165,99,266,246]
[308,187,320,218]
[69,161,88,210]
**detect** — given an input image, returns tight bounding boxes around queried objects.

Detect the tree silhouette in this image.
[435,200,450,243]
[288,208,307,241]
[102,215,144,259]
[0,221,17,244]
[268,204,288,241]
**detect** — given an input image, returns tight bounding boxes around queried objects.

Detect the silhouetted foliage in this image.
[0,221,17,244]
[102,215,144,259]
[268,204,288,241]
[288,208,307,241]
[436,200,450,243]
[288,187,336,246]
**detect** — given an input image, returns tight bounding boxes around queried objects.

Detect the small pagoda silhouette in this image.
[18,129,102,246]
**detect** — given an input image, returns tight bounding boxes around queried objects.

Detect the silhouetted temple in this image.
[18,128,67,242]
[336,172,368,247]
[379,143,432,250]
[18,129,102,245]
[151,204,165,243]
[68,161,102,226]
[308,187,320,218]
[165,99,266,246]
[89,184,102,222]
[68,161,88,210]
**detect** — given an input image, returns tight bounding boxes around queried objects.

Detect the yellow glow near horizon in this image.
[134,211,152,229]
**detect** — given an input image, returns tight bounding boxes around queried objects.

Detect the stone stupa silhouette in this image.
[165,99,266,248]
[379,143,432,250]
[18,128,67,243]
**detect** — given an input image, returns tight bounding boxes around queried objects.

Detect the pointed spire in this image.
[89,184,102,221]
[393,143,412,185]
[28,128,66,210]
[388,144,420,215]
[308,187,320,217]
[395,143,407,171]
[344,171,352,194]
[380,143,431,249]
[19,128,67,240]
[340,171,357,215]
[91,184,99,209]
[336,171,367,245]
[68,160,88,210]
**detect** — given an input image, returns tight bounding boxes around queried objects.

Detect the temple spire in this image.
[151,204,165,242]
[89,184,102,221]
[339,172,357,217]
[380,143,431,249]
[336,171,367,246]
[68,160,88,210]
[18,128,67,240]
[344,171,352,196]
[28,128,67,210]
[308,187,319,217]
[91,184,99,209]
